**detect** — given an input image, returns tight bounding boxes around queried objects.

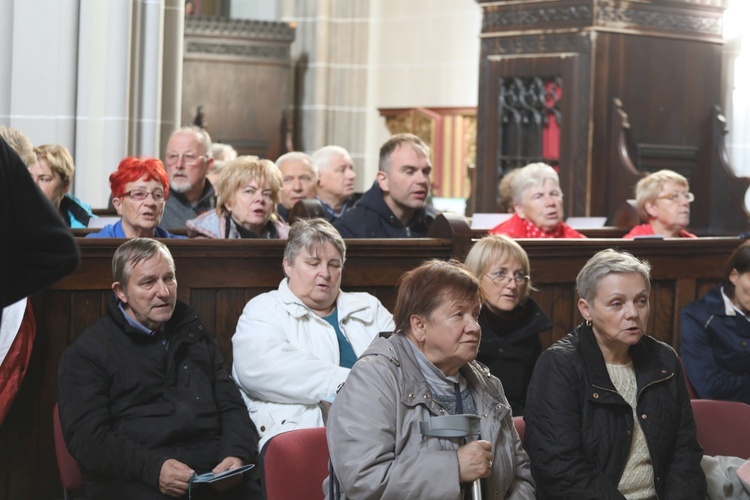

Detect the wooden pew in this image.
[0,230,742,499]
[0,235,457,500]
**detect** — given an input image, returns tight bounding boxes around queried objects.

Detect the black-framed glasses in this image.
[122,189,166,202]
[487,270,530,285]
[657,191,694,203]
[165,152,207,166]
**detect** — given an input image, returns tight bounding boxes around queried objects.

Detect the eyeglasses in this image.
[166,152,207,166]
[487,270,530,285]
[657,192,694,203]
[122,189,166,202]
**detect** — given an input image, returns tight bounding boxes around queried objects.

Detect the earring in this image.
[420,339,425,349]
[585,319,592,327]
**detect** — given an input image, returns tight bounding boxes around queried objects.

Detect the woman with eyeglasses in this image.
[187,156,289,239]
[464,234,552,416]
[623,169,697,239]
[87,157,183,238]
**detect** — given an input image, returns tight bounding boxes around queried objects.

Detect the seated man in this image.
[334,133,437,238]
[57,238,260,499]
[161,126,217,229]
[312,145,357,221]
[274,151,317,221]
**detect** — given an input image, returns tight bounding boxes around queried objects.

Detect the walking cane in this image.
[419,414,483,500]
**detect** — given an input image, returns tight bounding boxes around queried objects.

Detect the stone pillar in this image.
[75,0,133,207]
[160,0,185,157]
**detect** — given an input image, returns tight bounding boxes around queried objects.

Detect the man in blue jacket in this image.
[58,238,260,499]
[334,133,437,238]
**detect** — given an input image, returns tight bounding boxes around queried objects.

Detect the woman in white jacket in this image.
[232,218,394,448]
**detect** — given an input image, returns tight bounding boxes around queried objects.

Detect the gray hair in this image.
[284,218,346,266]
[511,162,560,205]
[112,238,175,288]
[276,151,318,182]
[576,249,651,302]
[312,145,352,174]
[210,143,238,162]
[169,126,212,155]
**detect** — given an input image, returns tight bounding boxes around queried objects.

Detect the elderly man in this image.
[312,145,357,222]
[161,127,217,229]
[57,238,260,499]
[274,151,317,221]
[334,133,437,238]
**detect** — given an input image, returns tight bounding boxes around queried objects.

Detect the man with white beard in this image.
[161,126,217,229]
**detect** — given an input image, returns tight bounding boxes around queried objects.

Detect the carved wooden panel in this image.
[182,17,295,160]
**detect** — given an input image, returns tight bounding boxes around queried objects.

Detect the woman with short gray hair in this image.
[489,163,585,238]
[524,248,706,499]
[231,218,394,448]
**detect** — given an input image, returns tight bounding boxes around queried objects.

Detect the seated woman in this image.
[525,249,706,499]
[231,218,394,448]
[30,144,95,228]
[489,163,585,238]
[464,234,552,416]
[87,157,182,238]
[187,156,289,239]
[623,169,696,238]
[324,260,534,499]
[681,240,750,403]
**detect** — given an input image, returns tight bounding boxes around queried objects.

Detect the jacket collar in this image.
[357,181,437,230]
[364,334,509,420]
[275,278,376,324]
[106,293,200,343]
[576,323,674,397]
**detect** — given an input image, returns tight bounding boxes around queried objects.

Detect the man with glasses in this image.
[624,169,697,239]
[161,126,217,229]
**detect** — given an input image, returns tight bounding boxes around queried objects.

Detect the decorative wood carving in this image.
[182,17,295,160]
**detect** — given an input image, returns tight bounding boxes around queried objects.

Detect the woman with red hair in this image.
[88,157,183,238]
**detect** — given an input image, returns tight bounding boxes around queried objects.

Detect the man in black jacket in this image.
[333,133,437,238]
[58,238,260,499]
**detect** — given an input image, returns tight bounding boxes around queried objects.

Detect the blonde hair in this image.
[464,234,534,300]
[216,156,283,218]
[34,144,75,186]
[634,170,689,222]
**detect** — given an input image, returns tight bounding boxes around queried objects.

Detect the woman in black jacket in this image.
[464,234,552,415]
[524,248,706,499]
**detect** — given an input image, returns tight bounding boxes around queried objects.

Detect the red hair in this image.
[109,157,169,198]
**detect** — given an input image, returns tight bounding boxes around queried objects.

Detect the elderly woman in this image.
[524,249,706,499]
[681,240,750,403]
[231,218,394,448]
[187,155,289,239]
[88,157,181,238]
[324,260,535,499]
[464,234,552,416]
[30,144,95,228]
[489,163,585,238]
[624,169,696,238]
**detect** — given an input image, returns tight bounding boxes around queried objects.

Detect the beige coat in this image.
[325,333,535,499]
